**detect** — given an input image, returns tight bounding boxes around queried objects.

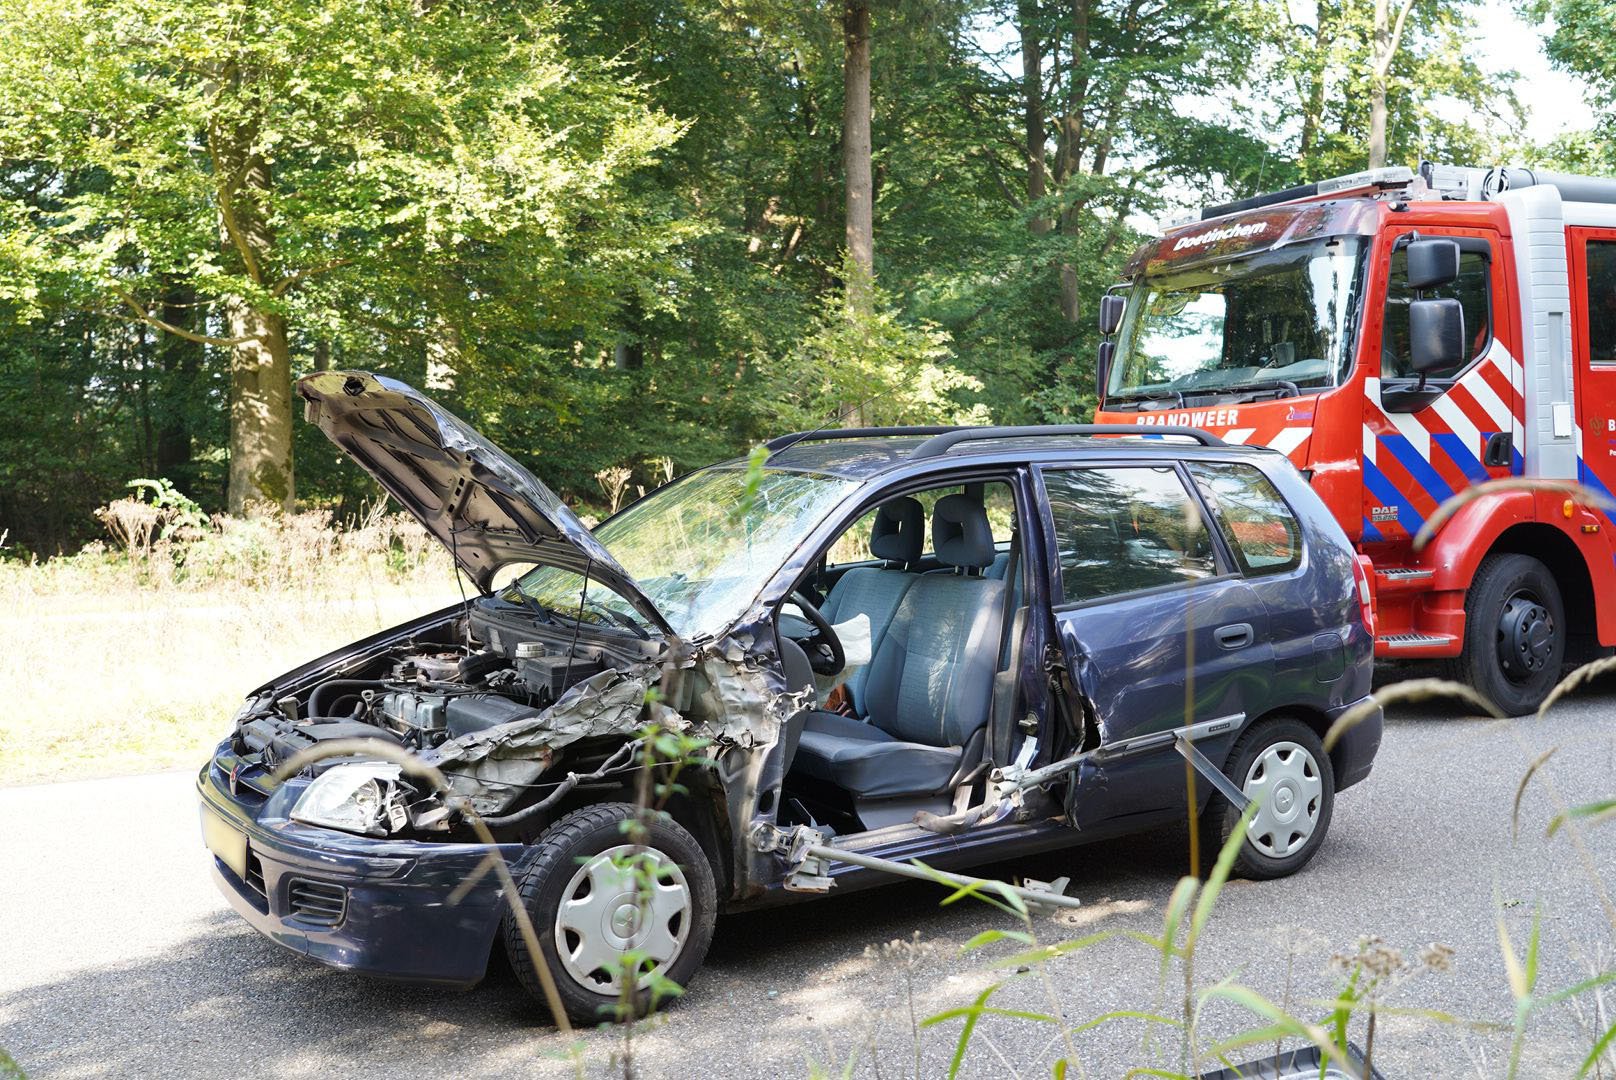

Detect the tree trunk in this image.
[226,302,294,515]
[1054,0,1091,325]
[1369,0,1416,170]
[217,141,295,514]
[426,317,462,387]
[154,283,202,489]
[1019,0,1050,234]
[842,0,874,310]
[1297,3,1332,167]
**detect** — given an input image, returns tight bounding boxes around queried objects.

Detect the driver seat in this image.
[778,496,924,777]
[793,495,1007,799]
[818,496,925,713]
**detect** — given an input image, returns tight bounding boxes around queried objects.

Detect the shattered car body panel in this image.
[199,374,1384,1001]
[422,665,655,815]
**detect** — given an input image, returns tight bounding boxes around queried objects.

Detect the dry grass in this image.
[0,504,459,786]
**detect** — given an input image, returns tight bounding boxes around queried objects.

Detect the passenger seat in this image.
[794,495,1008,799]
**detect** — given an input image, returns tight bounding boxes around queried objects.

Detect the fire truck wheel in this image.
[1450,553,1564,716]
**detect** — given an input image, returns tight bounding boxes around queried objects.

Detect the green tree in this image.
[1536,0,1616,170]
[1267,0,1518,178]
[0,0,682,513]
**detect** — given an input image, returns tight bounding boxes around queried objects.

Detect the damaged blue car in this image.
[197,371,1382,1023]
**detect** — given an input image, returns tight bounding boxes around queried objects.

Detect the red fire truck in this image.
[1094,162,1616,714]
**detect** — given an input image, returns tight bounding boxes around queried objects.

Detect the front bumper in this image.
[196,756,522,986]
[1326,695,1382,792]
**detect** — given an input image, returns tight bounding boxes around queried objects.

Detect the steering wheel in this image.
[788,590,845,676]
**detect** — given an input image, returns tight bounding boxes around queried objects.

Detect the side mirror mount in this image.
[1096,341,1115,402]
[1405,238,1460,290]
[1408,297,1465,385]
[1098,293,1125,336]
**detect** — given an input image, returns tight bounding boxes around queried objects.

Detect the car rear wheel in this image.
[1447,553,1564,717]
[1201,717,1335,881]
[503,801,716,1024]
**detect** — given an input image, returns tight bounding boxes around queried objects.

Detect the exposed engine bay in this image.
[238,636,609,757]
[226,605,666,832]
[224,603,797,842]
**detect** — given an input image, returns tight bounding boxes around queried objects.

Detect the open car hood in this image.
[298,371,671,636]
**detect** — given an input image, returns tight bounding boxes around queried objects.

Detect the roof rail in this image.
[764,425,960,453]
[1200,166,1415,221]
[909,424,1223,460]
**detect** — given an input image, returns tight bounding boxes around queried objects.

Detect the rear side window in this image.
[1188,463,1302,576]
[1043,466,1216,604]
[1586,240,1616,365]
[1381,245,1491,381]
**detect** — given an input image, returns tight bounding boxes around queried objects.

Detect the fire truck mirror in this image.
[1405,237,1460,290]
[1408,297,1466,377]
[1096,340,1115,400]
[1098,293,1126,336]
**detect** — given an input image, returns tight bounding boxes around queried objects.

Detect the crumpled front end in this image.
[211,600,809,897]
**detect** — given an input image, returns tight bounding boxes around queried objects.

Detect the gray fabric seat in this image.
[795,495,1007,798]
[778,497,923,777]
[817,496,924,714]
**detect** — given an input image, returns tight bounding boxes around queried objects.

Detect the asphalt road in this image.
[6,680,1616,1079]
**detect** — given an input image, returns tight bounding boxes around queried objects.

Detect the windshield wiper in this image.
[596,605,651,640]
[549,599,650,640]
[1212,379,1300,399]
[1108,389,1184,406]
[502,587,555,625]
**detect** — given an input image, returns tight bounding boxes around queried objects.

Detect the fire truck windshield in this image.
[1108,237,1366,404]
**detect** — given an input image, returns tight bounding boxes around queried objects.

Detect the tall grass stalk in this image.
[0,499,455,785]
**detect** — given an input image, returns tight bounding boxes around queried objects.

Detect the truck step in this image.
[1377,632,1457,651]
[1375,568,1435,594]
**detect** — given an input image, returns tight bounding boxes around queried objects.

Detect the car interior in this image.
[773,479,1025,836]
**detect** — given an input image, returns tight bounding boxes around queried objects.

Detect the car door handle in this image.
[1214,623,1254,650]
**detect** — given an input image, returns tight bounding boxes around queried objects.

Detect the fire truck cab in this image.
[1095,162,1616,714]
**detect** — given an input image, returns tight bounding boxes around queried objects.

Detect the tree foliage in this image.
[0,0,1528,553]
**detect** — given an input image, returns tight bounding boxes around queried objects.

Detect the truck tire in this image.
[503,801,716,1024]
[1448,553,1564,716]
[1200,717,1335,881]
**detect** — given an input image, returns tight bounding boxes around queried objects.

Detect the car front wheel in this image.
[1201,717,1335,880]
[503,801,717,1024]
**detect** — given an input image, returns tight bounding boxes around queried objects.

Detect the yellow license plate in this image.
[201,807,249,882]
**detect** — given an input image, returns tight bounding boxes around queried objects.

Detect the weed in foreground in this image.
[900,659,1616,1078]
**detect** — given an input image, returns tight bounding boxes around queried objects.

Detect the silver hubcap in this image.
[553,844,692,995]
[1242,741,1323,859]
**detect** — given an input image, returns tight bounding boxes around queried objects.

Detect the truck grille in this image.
[287,878,347,927]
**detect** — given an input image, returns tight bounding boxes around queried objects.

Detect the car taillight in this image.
[1352,556,1376,637]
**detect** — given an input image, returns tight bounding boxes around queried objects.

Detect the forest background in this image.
[0,0,1610,550]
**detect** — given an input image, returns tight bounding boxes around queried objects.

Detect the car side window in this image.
[1187,463,1301,576]
[1381,245,1492,380]
[1043,466,1216,604]
[826,508,880,566]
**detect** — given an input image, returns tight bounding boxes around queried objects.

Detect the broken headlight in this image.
[290,763,407,837]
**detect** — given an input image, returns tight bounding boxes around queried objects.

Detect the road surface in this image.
[5,682,1616,1077]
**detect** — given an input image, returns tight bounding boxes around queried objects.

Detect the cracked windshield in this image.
[1110,237,1365,401]
[510,467,856,638]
